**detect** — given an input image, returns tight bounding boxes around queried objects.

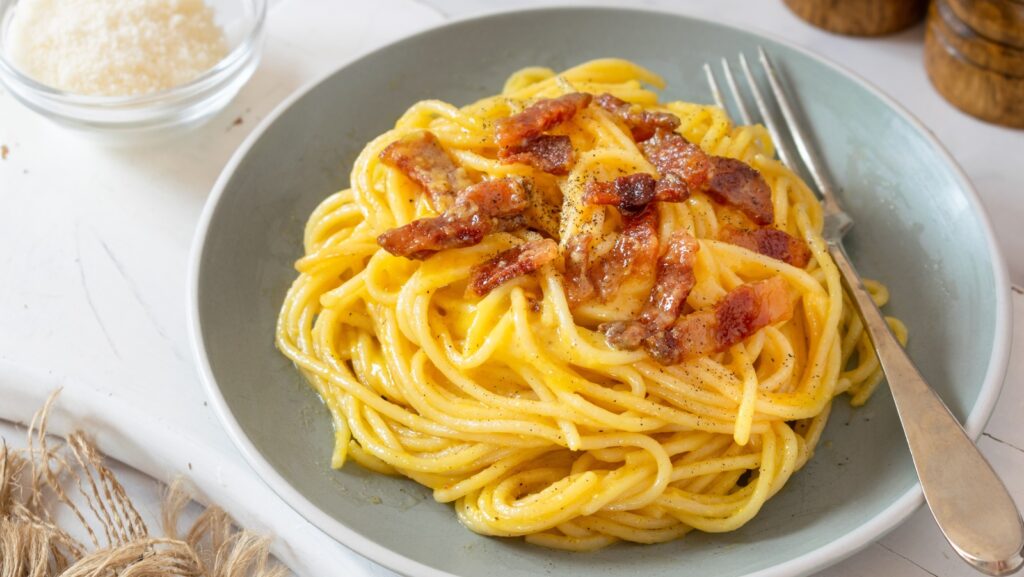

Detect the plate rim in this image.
[187,5,1013,577]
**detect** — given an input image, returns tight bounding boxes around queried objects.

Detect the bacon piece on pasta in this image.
[500,134,575,175]
[594,93,680,142]
[645,276,795,365]
[469,239,559,296]
[377,177,529,260]
[642,232,701,328]
[563,234,597,306]
[583,173,690,214]
[377,215,488,260]
[602,231,700,350]
[585,173,656,212]
[641,129,712,192]
[495,92,592,150]
[458,177,531,215]
[590,204,660,301]
[705,157,774,226]
[563,205,661,308]
[641,130,774,225]
[496,93,592,175]
[379,131,472,211]
[721,226,811,268]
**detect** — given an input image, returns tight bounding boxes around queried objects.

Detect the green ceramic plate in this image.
[189,7,1011,577]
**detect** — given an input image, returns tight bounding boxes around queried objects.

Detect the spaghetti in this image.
[276,59,906,550]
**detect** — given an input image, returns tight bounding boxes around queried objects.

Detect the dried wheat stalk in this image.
[0,393,288,577]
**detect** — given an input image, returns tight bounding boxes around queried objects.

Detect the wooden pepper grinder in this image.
[784,0,929,36]
[925,0,1024,128]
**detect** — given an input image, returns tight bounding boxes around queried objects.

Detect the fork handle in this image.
[828,241,1024,576]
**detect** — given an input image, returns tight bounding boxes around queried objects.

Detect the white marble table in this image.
[1,1,1022,576]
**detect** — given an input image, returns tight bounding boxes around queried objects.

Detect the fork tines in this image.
[704,47,840,211]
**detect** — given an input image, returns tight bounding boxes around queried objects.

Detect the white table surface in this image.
[1,1,1022,576]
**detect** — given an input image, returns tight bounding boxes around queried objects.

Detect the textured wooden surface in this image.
[783,0,928,36]
[933,0,1024,75]
[926,0,1024,128]
[947,0,1024,48]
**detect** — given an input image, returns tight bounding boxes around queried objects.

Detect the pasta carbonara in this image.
[276,59,906,550]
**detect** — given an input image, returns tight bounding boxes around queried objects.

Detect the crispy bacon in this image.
[496,93,592,175]
[380,131,472,211]
[705,157,774,226]
[469,239,559,296]
[458,177,532,215]
[591,204,660,301]
[495,93,592,150]
[641,130,712,192]
[585,174,655,212]
[602,231,700,350]
[645,276,795,365]
[601,316,650,352]
[377,177,529,259]
[563,234,596,306]
[583,173,690,213]
[377,214,487,260]
[563,205,661,308]
[641,130,774,225]
[594,93,680,142]
[721,226,811,268]
[500,134,575,175]
[642,232,701,328]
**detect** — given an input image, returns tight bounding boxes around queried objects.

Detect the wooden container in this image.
[783,0,928,36]
[933,0,1024,75]
[946,0,1024,48]
[925,0,1024,127]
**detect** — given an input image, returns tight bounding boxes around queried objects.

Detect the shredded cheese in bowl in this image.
[7,0,228,96]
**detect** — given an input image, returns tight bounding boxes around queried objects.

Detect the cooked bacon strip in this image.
[640,129,712,192]
[584,174,654,212]
[377,177,529,259]
[594,93,680,142]
[641,130,774,225]
[645,276,795,365]
[601,317,650,352]
[705,157,774,226]
[583,173,689,213]
[495,92,592,150]
[500,134,575,175]
[591,204,660,301]
[641,232,701,327]
[377,215,488,260]
[563,205,661,308]
[563,234,596,306]
[721,226,811,268]
[459,177,532,215]
[469,239,559,296]
[602,231,700,350]
[380,131,472,211]
[496,93,592,175]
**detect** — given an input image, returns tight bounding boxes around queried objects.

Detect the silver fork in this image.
[705,48,1024,576]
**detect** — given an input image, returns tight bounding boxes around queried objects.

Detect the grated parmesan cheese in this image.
[7,0,228,97]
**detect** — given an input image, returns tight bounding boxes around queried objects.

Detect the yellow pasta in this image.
[276,59,906,550]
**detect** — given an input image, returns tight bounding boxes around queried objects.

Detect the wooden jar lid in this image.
[783,0,928,36]
[934,0,1024,75]
[946,0,1024,48]
[926,1,1024,127]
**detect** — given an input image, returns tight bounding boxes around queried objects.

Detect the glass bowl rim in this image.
[0,0,269,108]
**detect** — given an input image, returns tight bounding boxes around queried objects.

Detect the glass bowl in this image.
[0,0,267,135]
